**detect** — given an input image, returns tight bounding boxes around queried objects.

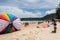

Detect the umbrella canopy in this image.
[0,14,22,34]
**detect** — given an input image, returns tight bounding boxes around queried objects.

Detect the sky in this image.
[0,0,60,18]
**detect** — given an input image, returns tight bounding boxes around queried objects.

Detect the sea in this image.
[21,21,44,24]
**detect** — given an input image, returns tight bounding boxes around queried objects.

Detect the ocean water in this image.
[21,21,43,24]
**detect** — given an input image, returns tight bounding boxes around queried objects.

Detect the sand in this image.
[0,22,60,40]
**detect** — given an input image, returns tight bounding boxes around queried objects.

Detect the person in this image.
[51,18,57,33]
[48,20,50,27]
[47,18,51,27]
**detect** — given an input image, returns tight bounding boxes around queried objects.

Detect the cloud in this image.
[45,9,56,15]
[22,0,40,3]
[0,0,59,9]
[0,6,41,18]
[0,0,60,17]
[9,0,60,9]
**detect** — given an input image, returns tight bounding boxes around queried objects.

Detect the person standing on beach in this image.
[48,18,51,27]
[51,18,57,33]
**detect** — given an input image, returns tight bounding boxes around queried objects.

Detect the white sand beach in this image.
[0,22,60,40]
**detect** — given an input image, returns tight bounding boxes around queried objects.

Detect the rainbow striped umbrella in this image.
[0,14,22,34]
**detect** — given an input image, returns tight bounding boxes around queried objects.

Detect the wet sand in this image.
[0,22,60,40]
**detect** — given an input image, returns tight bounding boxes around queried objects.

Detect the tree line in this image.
[56,4,60,19]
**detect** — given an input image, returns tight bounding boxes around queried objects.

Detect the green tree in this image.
[56,4,60,19]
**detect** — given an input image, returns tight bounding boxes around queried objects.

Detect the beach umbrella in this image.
[0,14,22,34]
